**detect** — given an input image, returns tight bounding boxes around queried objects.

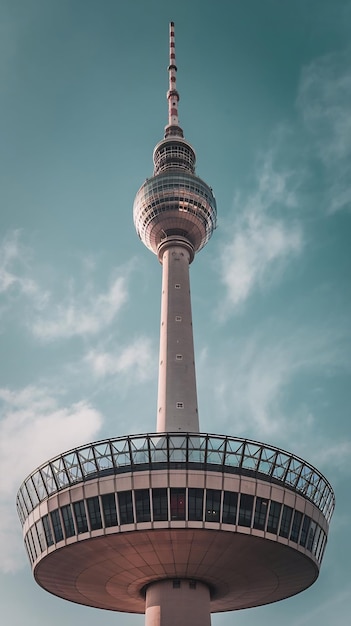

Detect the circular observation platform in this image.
[133,172,217,256]
[17,433,334,613]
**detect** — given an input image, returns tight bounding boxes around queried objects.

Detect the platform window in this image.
[87,496,103,530]
[312,524,322,556]
[30,525,40,559]
[50,509,64,542]
[170,488,186,520]
[26,529,37,562]
[188,488,203,521]
[42,514,54,547]
[279,505,293,538]
[152,488,168,521]
[135,489,151,522]
[267,501,282,534]
[290,510,303,543]
[253,497,269,530]
[299,515,311,548]
[222,491,238,525]
[24,535,34,564]
[118,491,134,525]
[102,493,118,527]
[61,504,75,538]
[238,494,254,527]
[73,500,88,534]
[306,520,317,552]
[316,529,326,562]
[35,520,46,552]
[205,489,221,522]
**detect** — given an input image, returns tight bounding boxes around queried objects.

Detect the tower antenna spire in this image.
[166,21,182,137]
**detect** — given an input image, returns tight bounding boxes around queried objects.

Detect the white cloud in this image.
[219,154,302,314]
[0,230,47,305]
[31,275,127,340]
[297,49,351,213]
[0,385,103,573]
[199,322,350,465]
[86,336,154,382]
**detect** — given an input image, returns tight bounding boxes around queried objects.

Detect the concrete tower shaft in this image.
[157,237,199,432]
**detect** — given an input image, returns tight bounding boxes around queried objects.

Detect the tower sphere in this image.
[133,134,216,260]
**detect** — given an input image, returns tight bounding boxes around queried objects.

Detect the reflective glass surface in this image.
[17,433,335,524]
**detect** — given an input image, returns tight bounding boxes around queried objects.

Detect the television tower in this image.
[17,23,334,626]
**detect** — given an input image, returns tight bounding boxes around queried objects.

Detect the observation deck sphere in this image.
[133,171,217,256]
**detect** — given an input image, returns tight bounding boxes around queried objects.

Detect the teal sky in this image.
[1,0,350,624]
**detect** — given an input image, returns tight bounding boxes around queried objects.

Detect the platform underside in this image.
[34,528,318,613]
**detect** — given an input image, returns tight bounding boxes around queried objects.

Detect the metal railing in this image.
[16,432,335,524]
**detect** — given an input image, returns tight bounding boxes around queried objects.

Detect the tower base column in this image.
[145,579,211,626]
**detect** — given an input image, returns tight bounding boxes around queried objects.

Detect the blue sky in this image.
[1,0,350,624]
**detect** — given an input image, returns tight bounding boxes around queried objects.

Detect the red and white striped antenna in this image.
[166,21,182,135]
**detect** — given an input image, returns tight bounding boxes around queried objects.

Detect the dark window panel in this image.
[152,488,168,521]
[253,497,269,531]
[300,515,311,548]
[24,535,34,564]
[30,523,41,557]
[25,533,35,563]
[306,520,317,552]
[73,500,88,534]
[267,501,282,534]
[317,530,327,563]
[312,524,322,556]
[27,528,37,561]
[238,494,254,527]
[205,489,221,522]
[102,493,118,527]
[35,520,46,552]
[290,510,303,543]
[118,491,133,525]
[50,509,64,542]
[42,514,54,547]
[222,492,238,525]
[170,488,186,520]
[61,505,76,538]
[188,488,203,521]
[135,489,151,522]
[87,496,103,530]
[279,505,293,539]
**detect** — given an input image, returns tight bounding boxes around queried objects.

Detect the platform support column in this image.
[145,579,211,626]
